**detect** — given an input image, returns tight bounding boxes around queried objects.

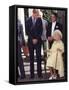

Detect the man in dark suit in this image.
[17,20,25,79]
[25,9,43,78]
[46,12,63,48]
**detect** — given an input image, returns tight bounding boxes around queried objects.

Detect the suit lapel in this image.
[54,22,57,30]
[54,22,59,30]
[50,22,52,35]
[30,17,33,26]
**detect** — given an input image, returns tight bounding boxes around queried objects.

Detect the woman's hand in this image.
[48,36,53,41]
[57,48,62,52]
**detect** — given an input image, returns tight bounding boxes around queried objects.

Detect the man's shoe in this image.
[30,76,34,79]
[38,75,43,78]
[20,76,26,79]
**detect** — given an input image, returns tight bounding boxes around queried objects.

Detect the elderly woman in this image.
[46,30,64,80]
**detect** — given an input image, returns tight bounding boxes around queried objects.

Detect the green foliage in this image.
[41,9,58,22]
[41,9,52,22]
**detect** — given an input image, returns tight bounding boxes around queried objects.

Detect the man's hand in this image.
[32,39,38,44]
[48,36,53,41]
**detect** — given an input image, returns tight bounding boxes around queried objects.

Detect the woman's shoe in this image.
[49,75,53,80]
[52,75,57,80]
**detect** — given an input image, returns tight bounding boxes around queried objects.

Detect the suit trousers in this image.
[16,42,25,79]
[28,41,42,78]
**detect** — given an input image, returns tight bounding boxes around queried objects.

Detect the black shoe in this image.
[20,75,26,79]
[30,76,34,79]
[38,75,43,78]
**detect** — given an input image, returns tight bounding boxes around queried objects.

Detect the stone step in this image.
[18,61,50,75]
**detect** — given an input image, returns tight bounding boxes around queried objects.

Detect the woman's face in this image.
[53,33,61,41]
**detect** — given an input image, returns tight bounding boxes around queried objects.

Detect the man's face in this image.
[51,14,57,22]
[32,13,38,19]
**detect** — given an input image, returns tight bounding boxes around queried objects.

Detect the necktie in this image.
[33,18,36,26]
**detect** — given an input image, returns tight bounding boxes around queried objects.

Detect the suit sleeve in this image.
[20,24,25,46]
[25,19,33,39]
[57,42,64,53]
[25,19,30,36]
[46,22,51,38]
[58,23,63,33]
[34,18,43,39]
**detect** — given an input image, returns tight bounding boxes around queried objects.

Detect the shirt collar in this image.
[52,21,56,24]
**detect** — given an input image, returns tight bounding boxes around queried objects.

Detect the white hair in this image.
[53,29,62,39]
[39,11,43,18]
[39,11,43,17]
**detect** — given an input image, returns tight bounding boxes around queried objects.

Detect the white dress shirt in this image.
[51,21,56,36]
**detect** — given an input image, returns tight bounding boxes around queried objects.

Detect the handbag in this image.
[23,44,29,56]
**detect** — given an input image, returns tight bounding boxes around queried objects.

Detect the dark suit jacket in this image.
[18,20,25,47]
[46,22,63,38]
[25,17,43,43]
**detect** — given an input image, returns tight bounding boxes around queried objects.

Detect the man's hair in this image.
[32,9,39,14]
[51,12,58,18]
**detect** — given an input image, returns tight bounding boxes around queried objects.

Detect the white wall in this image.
[28,9,33,17]
[18,8,26,40]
